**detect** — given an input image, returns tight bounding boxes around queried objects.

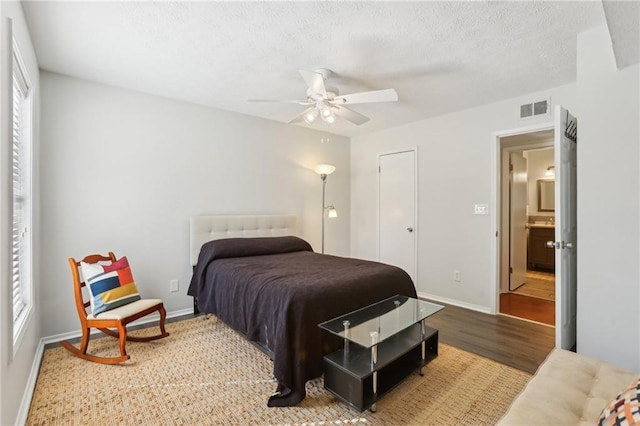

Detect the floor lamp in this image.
[314,164,337,254]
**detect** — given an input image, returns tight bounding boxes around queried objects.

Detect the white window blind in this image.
[12,48,30,326]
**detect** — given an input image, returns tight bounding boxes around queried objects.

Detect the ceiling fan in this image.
[249,69,398,126]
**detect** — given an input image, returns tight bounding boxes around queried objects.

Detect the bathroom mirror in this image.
[538,179,555,211]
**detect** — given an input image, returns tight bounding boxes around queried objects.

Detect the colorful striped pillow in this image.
[80,256,141,316]
[599,378,640,426]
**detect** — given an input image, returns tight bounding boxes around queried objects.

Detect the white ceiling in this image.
[21,1,635,137]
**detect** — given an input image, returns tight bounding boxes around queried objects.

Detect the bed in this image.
[187,215,417,407]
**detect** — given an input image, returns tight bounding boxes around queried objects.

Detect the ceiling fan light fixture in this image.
[320,109,336,124]
[253,69,398,127]
[303,109,318,124]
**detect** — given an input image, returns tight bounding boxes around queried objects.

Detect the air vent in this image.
[520,99,550,119]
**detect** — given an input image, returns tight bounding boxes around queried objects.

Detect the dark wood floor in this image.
[423,300,555,374]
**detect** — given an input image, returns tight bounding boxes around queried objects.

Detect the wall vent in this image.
[520,99,550,119]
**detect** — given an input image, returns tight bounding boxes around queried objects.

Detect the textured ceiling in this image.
[22,1,620,137]
[602,0,640,69]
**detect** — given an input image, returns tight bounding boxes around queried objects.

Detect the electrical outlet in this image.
[453,270,461,282]
[170,279,179,292]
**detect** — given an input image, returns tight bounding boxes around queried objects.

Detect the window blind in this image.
[12,56,28,323]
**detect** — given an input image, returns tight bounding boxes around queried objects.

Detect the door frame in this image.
[489,122,553,315]
[377,147,419,285]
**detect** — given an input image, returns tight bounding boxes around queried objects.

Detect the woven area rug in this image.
[27,316,530,425]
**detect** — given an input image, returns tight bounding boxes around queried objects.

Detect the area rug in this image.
[27,316,530,425]
[513,271,555,301]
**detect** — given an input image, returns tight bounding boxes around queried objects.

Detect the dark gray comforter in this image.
[187,236,417,407]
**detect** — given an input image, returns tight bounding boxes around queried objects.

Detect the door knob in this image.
[545,240,557,249]
[406,227,414,232]
[562,241,573,249]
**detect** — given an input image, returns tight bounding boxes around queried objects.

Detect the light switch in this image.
[474,204,489,215]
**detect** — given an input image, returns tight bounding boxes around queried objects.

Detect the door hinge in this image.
[378,165,381,173]
[509,266,513,274]
[509,163,513,171]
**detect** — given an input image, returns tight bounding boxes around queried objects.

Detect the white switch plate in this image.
[474,204,489,215]
[453,270,461,282]
[170,279,179,292]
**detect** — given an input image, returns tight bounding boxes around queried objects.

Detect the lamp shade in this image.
[314,164,336,176]
[328,206,337,218]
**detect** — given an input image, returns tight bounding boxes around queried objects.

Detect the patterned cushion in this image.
[80,256,141,316]
[598,378,640,426]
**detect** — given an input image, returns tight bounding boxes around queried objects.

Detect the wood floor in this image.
[501,270,556,326]
[500,293,555,326]
[423,300,555,374]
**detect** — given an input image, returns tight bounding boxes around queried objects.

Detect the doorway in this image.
[499,130,556,326]
[492,107,578,349]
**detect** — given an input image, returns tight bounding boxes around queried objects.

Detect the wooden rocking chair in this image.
[60,252,169,364]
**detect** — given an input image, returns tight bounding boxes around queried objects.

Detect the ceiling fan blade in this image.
[334,88,398,105]
[288,107,314,124]
[332,105,370,125]
[249,99,312,105]
[299,70,327,97]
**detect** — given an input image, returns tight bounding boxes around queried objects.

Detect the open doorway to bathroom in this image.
[499,130,555,326]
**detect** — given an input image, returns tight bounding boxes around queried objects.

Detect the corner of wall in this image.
[576,22,640,371]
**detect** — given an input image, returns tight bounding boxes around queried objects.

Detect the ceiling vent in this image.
[520,99,550,119]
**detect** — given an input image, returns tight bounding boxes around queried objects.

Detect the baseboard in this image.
[40,307,193,345]
[417,291,492,314]
[15,338,46,426]
[16,307,192,426]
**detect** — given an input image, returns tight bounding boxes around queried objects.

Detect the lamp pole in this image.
[314,164,336,255]
[321,173,327,254]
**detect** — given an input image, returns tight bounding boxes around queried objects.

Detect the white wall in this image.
[39,72,351,338]
[576,25,640,371]
[0,1,40,425]
[351,84,575,312]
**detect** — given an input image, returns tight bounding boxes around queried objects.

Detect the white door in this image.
[510,153,528,290]
[379,150,417,283]
[554,106,578,349]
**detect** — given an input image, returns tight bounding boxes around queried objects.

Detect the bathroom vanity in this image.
[528,224,555,271]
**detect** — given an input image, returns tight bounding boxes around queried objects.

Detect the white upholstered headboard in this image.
[190,215,298,265]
